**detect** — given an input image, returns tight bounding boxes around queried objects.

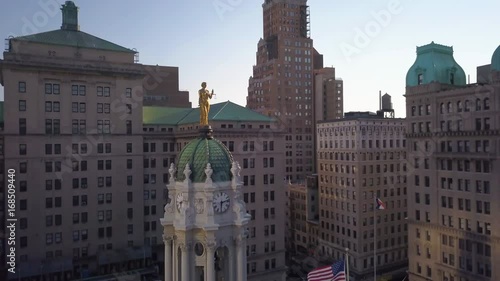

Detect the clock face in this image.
[213,192,230,213]
[176,193,184,212]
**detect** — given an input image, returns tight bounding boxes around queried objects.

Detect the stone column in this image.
[206,240,217,281]
[236,236,246,281]
[163,236,173,281]
[180,242,190,281]
[173,238,177,281]
[228,241,235,281]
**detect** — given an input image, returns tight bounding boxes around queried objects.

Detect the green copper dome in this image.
[176,137,234,183]
[492,45,500,71]
[406,42,466,87]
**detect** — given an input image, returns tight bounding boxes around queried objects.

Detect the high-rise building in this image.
[1,2,151,280]
[314,67,344,122]
[405,42,500,281]
[317,110,408,280]
[142,65,191,108]
[247,0,321,183]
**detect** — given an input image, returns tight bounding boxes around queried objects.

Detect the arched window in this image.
[418,74,424,85]
[484,98,490,110]
[476,98,482,111]
[440,103,445,114]
[457,101,463,112]
[447,102,452,113]
[464,100,470,112]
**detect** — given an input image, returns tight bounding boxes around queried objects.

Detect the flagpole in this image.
[345,247,350,281]
[374,201,377,281]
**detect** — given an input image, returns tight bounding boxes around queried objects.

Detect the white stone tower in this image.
[161,128,251,281]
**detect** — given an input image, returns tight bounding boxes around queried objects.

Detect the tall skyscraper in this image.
[405,42,500,281]
[247,0,321,183]
[317,110,408,280]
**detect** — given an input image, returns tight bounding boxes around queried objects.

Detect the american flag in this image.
[307,260,346,281]
[376,197,386,210]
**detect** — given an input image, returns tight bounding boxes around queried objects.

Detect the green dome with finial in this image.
[492,45,500,71]
[175,136,234,183]
[406,41,466,87]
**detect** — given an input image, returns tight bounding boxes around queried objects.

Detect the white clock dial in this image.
[213,192,230,213]
[176,193,184,212]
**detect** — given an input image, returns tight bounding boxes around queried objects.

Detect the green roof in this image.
[492,45,500,71]
[143,101,275,125]
[176,137,234,183]
[13,29,136,53]
[406,41,466,87]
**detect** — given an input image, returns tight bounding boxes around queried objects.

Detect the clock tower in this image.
[161,127,251,281]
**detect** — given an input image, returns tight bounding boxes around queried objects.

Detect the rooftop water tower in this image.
[377,91,395,118]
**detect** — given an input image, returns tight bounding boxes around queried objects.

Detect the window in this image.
[126,88,132,98]
[79,85,86,96]
[20,162,27,173]
[53,84,60,94]
[19,118,27,135]
[484,98,490,110]
[45,83,53,94]
[476,98,482,111]
[19,144,27,155]
[417,74,423,85]
[19,81,26,93]
[126,120,132,135]
[19,100,26,111]
[45,102,52,112]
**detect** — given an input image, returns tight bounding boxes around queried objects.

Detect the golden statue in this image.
[199,82,214,126]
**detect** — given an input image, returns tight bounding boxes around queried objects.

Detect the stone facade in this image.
[317,115,408,280]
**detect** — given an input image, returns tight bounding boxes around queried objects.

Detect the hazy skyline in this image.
[1,0,499,117]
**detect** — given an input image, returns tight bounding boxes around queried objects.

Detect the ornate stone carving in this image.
[232,189,247,220]
[164,194,174,214]
[169,163,176,183]
[162,235,173,243]
[205,163,213,184]
[178,241,192,251]
[235,235,245,247]
[183,163,191,182]
[230,161,241,183]
[218,239,228,249]
[206,239,217,252]
[206,198,214,216]
[195,198,204,214]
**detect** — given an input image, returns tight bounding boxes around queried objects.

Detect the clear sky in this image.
[1,0,499,117]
